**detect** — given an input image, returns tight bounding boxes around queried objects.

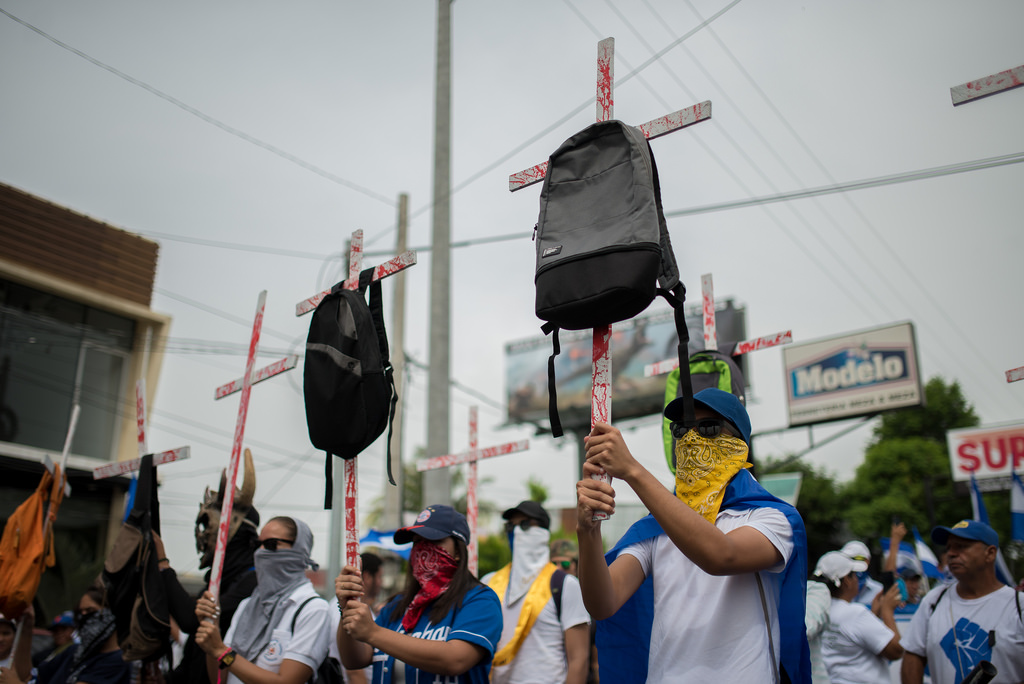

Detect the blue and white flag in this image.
[879,538,924,577]
[912,526,942,579]
[1012,471,1024,543]
[968,474,1014,586]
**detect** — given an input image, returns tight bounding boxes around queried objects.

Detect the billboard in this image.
[505,302,747,431]
[782,321,922,427]
[947,421,1024,482]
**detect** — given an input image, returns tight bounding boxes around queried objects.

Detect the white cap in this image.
[839,540,871,565]
[814,551,865,587]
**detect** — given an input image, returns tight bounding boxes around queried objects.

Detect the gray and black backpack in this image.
[533,119,694,436]
[304,268,397,507]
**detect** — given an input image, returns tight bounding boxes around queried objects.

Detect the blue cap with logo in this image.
[49,611,74,629]
[664,388,752,445]
[931,519,999,547]
[394,505,470,545]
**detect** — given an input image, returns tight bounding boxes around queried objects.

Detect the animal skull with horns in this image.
[195,447,257,568]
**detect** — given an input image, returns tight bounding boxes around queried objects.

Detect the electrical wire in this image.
[0,7,396,208]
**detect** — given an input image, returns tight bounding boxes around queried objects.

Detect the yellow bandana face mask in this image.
[674,429,751,524]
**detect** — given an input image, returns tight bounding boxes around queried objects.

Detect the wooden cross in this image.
[509,38,711,518]
[295,230,416,568]
[950,64,1024,106]
[416,406,529,575]
[199,290,269,602]
[643,273,793,378]
[92,378,192,480]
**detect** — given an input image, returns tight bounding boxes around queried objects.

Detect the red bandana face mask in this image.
[402,540,459,631]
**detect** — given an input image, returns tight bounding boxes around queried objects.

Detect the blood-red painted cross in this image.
[296,230,417,569]
[509,38,711,517]
[417,406,529,575]
[644,273,793,378]
[92,378,192,480]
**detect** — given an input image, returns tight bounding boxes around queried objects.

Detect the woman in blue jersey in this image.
[335,505,501,684]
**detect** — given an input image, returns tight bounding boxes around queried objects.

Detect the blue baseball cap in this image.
[49,611,74,629]
[664,388,752,445]
[931,520,999,547]
[394,505,470,546]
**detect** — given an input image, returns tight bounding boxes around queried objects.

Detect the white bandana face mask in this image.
[507,525,551,604]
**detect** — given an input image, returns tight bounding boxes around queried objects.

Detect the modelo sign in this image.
[783,321,923,426]
[947,422,1024,481]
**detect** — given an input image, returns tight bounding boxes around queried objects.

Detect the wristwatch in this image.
[219,650,237,669]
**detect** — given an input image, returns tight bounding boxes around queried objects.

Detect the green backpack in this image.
[662,348,746,473]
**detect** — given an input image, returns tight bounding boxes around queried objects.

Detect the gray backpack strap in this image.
[755,573,780,684]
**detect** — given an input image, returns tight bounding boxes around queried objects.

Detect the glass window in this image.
[0,278,135,460]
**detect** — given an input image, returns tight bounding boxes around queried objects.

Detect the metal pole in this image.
[425,0,452,506]
[384,194,409,527]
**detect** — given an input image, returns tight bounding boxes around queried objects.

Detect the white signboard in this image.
[947,421,1024,482]
[783,322,923,426]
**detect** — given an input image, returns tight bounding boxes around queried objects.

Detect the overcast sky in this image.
[3,0,1022,572]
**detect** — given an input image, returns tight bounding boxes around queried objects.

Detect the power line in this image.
[665,151,1024,217]
[0,7,396,207]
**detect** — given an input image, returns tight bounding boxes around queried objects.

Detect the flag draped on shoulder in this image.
[595,469,811,684]
[968,474,1014,586]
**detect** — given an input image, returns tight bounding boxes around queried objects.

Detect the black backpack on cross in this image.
[533,119,695,436]
[304,268,397,508]
[102,454,171,662]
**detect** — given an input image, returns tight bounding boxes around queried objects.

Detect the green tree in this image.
[526,476,548,506]
[478,533,511,577]
[841,376,982,544]
[873,377,978,443]
[761,458,845,566]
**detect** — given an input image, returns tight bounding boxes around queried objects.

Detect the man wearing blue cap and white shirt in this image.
[575,388,811,684]
[900,520,1024,684]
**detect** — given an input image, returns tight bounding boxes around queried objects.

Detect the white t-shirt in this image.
[821,598,894,684]
[900,584,1024,684]
[486,570,590,684]
[224,582,331,684]
[620,506,794,684]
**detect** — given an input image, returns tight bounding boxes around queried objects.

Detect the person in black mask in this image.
[0,581,131,684]
[194,516,330,684]
[155,449,261,684]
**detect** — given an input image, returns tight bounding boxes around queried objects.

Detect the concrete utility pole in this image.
[383,194,409,527]
[425,0,453,506]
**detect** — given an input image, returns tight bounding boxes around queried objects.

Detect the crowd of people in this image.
[1,386,1022,683]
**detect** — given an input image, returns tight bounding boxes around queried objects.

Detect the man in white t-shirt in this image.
[484,501,590,684]
[575,388,810,684]
[900,520,1024,684]
[814,551,903,684]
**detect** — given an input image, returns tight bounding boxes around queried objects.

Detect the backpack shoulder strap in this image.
[290,595,323,633]
[929,585,951,615]
[361,267,398,487]
[656,284,694,431]
[541,322,563,439]
[550,568,567,622]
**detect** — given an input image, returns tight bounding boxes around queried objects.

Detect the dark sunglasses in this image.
[503,520,537,534]
[258,537,294,551]
[671,418,737,441]
[553,559,576,570]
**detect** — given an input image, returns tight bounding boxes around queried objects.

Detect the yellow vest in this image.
[486,562,558,666]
